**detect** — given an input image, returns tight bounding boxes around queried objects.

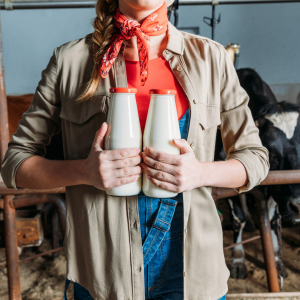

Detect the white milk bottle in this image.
[104,88,142,196]
[143,89,181,198]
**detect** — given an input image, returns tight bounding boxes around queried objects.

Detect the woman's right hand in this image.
[84,122,142,191]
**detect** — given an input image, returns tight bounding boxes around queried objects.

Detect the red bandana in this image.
[100,2,168,86]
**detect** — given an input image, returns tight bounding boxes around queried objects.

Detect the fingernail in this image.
[174,139,181,144]
[135,174,141,180]
[143,147,147,152]
[146,174,150,179]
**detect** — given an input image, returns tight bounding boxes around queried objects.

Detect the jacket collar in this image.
[165,22,184,56]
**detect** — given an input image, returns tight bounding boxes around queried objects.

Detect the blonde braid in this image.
[78,0,119,101]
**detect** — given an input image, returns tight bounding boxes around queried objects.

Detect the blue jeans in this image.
[63,108,227,299]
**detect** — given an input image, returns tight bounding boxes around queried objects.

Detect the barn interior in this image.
[0,0,300,299]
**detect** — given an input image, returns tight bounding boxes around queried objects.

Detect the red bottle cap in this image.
[110,88,137,93]
[149,89,177,95]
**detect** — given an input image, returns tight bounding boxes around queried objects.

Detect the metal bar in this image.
[51,209,60,259]
[4,195,22,300]
[0,0,300,10]
[256,198,280,292]
[0,183,66,195]
[0,194,67,235]
[261,170,300,185]
[18,247,63,263]
[223,235,261,251]
[0,6,9,165]
[0,9,22,300]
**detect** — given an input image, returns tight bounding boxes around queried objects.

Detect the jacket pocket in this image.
[195,105,221,162]
[198,105,221,130]
[60,95,108,124]
[59,96,108,160]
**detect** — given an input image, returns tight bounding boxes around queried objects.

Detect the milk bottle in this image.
[104,88,142,196]
[143,89,181,198]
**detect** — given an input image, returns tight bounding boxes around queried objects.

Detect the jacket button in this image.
[190,143,195,150]
[193,99,197,104]
[137,266,142,272]
[177,66,182,71]
[133,221,137,229]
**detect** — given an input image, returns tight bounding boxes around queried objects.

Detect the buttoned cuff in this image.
[225,148,269,193]
[1,152,36,190]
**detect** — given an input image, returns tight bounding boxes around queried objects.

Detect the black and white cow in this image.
[217,68,300,279]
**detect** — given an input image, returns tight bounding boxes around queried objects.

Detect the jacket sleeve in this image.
[1,48,61,190]
[218,45,269,193]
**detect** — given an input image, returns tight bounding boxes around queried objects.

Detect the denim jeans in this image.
[63,108,226,299]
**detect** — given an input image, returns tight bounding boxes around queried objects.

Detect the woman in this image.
[1,0,269,299]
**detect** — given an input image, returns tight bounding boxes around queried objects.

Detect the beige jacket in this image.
[1,23,269,300]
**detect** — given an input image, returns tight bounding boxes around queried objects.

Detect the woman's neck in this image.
[124,34,168,61]
[119,2,169,61]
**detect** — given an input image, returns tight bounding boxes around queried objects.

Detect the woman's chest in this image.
[59,53,221,162]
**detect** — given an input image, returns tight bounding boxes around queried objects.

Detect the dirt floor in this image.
[0,202,299,300]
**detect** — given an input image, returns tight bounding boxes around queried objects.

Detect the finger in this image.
[109,174,141,189]
[143,147,182,165]
[173,139,193,154]
[110,155,142,169]
[102,148,141,161]
[142,164,177,185]
[115,165,142,178]
[93,122,108,150]
[146,174,180,193]
[142,153,177,176]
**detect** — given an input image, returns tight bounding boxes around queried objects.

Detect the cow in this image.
[216,68,300,280]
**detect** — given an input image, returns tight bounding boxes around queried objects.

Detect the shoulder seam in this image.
[182,33,223,47]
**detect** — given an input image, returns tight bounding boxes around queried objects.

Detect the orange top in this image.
[110,88,137,93]
[126,56,189,132]
[149,89,177,95]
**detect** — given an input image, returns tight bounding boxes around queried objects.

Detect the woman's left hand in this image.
[141,139,203,193]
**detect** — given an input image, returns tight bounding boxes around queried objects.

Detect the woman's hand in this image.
[84,122,142,191]
[141,139,203,193]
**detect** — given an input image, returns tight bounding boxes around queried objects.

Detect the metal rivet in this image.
[165,50,170,54]
[193,99,197,104]
[177,66,182,71]
[190,143,195,150]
